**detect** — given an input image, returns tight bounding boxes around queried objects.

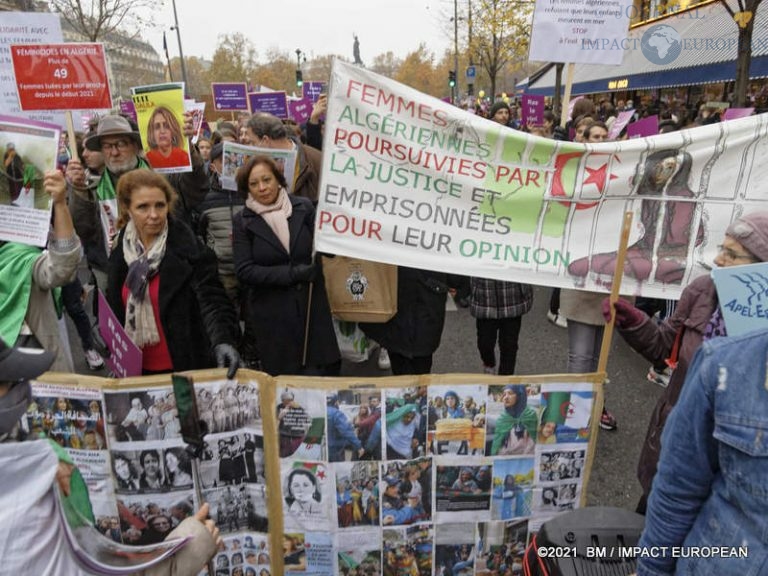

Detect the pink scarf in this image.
[246,188,293,254]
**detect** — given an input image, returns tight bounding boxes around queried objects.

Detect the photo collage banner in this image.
[30,370,602,576]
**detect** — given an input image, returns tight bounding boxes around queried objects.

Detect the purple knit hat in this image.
[725,211,768,262]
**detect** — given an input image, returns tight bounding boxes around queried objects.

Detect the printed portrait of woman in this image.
[284,468,323,516]
[164,447,193,488]
[145,106,189,169]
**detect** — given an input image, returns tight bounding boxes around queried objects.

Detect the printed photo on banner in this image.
[236,533,271,572]
[111,447,192,494]
[491,457,535,521]
[380,456,432,526]
[27,384,106,450]
[335,528,382,575]
[116,491,195,545]
[103,388,181,445]
[476,519,529,574]
[202,483,268,535]
[538,383,594,444]
[434,458,492,523]
[435,523,476,576]
[283,532,306,572]
[384,387,427,461]
[427,384,486,456]
[533,482,581,514]
[195,379,262,436]
[486,384,541,456]
[536,447,586,483]
[286,531,333,576]
[184,99,206,144]
[131,83,192,173]
[277,388,326,460]
[282,461,332,532]
[198,431,265,488]
[330,387,382,461]
[334,460,380,528]
[383,524,433,576]
[221,141,297,192]
[0,115,60,246]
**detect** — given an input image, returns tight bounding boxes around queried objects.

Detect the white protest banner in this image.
[528,0,633,65]
[316,60,768,299]
[0,12,63,125]
[0,115,60,247]
[221,141,297,193]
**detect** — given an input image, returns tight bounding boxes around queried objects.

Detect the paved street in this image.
[69,281,661,513]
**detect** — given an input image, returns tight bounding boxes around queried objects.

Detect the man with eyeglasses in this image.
[65,114,208,289]
[603,211,768,515]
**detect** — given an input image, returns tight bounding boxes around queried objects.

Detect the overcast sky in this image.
[144,0,455,64]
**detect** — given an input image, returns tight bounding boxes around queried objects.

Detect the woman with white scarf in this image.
[106,169,240,377]
[233,156,339,376]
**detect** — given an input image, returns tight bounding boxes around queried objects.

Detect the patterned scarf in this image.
[245,189,292,254]
[121,219,169,347]
[703,306,727,340]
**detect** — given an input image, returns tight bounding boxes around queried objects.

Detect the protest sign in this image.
[119,99,138,125]
[0,12,63,125]
[31,367,601,576]
[11,43,111,111]
[723,107,754,121]
[132,83,192,173]
[289,98,313,124]
[211,82,249,112]
[607,109,635,139]
[248,91,289,118]
[626,114,658,138]
[316,60,768,300]
[303,81,327,103]
[528,0,633,65]
[220,141,297,193]
[711,262,768,337]
[184,99,206,144]
[0,115,60,247]
[521,95,545,127]
[97,291,142,378]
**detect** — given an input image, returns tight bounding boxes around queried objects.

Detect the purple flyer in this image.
[302,81,326,103]
[627,115,659,139]
[521,95,545,127]
[289,98,313,124]
[248,91,288,118]
[211,82,249,111]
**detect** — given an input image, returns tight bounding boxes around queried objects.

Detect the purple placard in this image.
[723,107,754,121]
[627,115,659,139]
[97,291,142,377]
[607,110,635,140]
[248,91,288,118]
[289,98,313,124]
[211,82,249,112]
[521,95,545,127]
[302,81,326,103]
[119,100,137,124]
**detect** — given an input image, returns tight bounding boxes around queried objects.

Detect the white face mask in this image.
[0,381,31,436]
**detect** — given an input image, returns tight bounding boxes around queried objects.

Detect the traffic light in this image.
[295,69,303,87]
[448,70,456,88]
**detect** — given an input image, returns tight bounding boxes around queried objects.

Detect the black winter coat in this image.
[107,218,238,371]
[360,267,449,358]
[232,195,339,375]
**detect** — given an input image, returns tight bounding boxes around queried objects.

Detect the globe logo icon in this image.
[641,24,682,65]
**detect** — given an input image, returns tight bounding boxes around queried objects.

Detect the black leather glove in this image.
[214,343,240,379]
[290,263,317,283]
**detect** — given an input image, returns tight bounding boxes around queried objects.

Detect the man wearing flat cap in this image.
[65,114,208,288]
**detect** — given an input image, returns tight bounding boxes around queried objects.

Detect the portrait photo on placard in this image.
[334,460,380,528]
[202,483,268,534]
[434,459,492,523]
[538,383,594,444]
[27,391,106,450]
[383,524,433,576]
[195,379,262,435]
[427,384,487,456]
[198,431,266,488]
[491,457,535,521]
[476,519,530,573]
[537,448,586,483]
[116,492,195,545]
[435,523,477,576]
[327,387,382,462]
[276,388,326,460]
[111,448,175,494]
[103,388,180,446]
[282,461,332,532]
[486,384,541,457]
[383,387,427,461]
[380,456,432,526]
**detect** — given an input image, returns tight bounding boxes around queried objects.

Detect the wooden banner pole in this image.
[596,211,634,376]
[559,62,576,129]
[65,111,80,164]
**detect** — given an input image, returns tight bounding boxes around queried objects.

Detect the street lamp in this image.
[170,0,188,91]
